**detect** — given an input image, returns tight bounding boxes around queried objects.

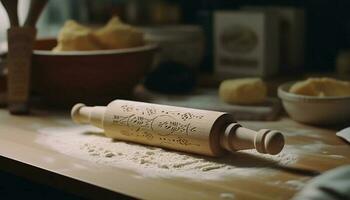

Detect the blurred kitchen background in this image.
[1,0,350,75]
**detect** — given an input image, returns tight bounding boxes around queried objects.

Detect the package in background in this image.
[243,6,305,72]
[214,11,279,78]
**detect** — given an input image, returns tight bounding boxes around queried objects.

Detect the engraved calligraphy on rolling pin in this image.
[71,100,285,156]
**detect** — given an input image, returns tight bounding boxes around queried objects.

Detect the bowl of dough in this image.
[278,77,350,125]
[32,17,157,106]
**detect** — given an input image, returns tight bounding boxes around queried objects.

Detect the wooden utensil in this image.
[24,0,48,27]
[72,100,285,156]
[0,0,47,114]
[0,0,19,27]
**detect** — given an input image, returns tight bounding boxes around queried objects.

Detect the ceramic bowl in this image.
[278,82,350,125]
[32,39,157,106]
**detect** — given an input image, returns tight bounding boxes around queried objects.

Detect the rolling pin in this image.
[71,100,285,156]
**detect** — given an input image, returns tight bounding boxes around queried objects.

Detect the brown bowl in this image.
[32,39,157,106]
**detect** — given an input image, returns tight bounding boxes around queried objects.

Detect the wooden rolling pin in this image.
[71,100,285,156]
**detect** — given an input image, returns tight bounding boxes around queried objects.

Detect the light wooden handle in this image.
[71,103,105,129]
[220,123,284,155]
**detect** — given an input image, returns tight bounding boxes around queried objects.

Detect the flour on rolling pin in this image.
[71,99,285,157]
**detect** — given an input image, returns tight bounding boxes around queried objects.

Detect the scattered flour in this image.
[269,178,309,190]
[327,155,345,159]
[280,128,323,139]
[285,180,308,190]
[36,125,300,180]
[220,192,235,199]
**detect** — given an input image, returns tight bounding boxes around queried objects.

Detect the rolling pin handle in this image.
[255,129,285,155]
[71,103,88,124]
[71,103,106,129]
[221,123,285,155]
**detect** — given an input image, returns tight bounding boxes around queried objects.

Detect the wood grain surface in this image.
[0,108,349,200]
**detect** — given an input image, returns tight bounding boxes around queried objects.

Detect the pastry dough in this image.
[94,17,144,49]
[53,20,102,51]
[219,78,267,104]
[52,17,144,51]
[289,77,350,97]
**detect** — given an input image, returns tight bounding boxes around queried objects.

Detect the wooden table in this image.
[0,108,349,200]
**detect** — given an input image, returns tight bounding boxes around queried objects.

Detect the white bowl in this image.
[278,82,350,125]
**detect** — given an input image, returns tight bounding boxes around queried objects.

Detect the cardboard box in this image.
[214,11,279,78]
[243,6,305,71]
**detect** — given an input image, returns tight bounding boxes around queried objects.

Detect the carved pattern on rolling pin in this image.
[159,136,200,146]
[112,104,203,146]
[113,114,197,136]
[120,104,204,120]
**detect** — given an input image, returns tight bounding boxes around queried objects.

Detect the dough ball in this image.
[94,17,144,49]
[219,78,267,105]
[289,77,350,97]
[53,20,102,51]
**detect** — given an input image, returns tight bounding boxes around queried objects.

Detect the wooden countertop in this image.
[0,108,349,200]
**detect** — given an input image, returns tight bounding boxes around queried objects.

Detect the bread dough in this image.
[52,17,144,51]
[53,20,102,51]
[289,77,350,97]
[219,78,267,104]
[94,17,144,49]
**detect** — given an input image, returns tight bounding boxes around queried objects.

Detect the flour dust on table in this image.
[36,124,326,190]
[35,125,302,181]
